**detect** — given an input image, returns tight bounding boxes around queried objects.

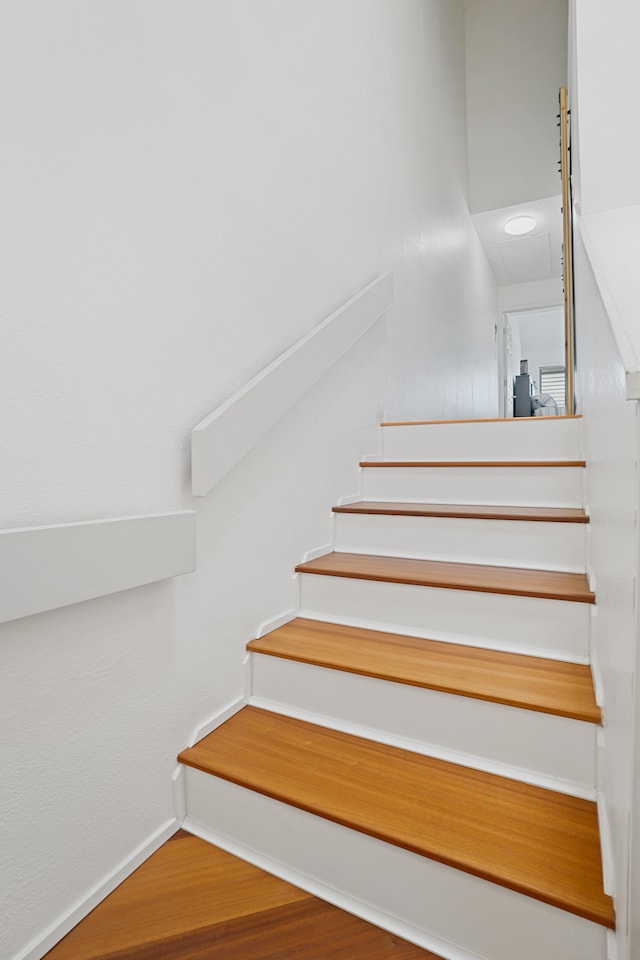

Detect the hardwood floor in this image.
[295,552,596,603]
[179,707,615,928]
[247,617,601,722]
[43,832,440,960]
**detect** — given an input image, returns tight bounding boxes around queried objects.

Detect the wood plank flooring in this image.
[247,618,601,722]
[44,832,439,960]
[333,501,589,522]
[295,552,596,603]
[179,708,614,928]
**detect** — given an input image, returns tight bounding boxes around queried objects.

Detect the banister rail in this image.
[190,273,394,497]
[559,86,576,415]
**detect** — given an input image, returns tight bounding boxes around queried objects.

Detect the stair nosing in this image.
[332,501,590,523]
[247,618,601,724]
[295,552,596,605]
[178,707,614,929]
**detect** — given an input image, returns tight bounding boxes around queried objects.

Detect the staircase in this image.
[178,415,614,960]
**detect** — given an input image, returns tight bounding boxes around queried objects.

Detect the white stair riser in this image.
[334,513,587,572]
[299,574,591,662]
[183,771,607,960]
[249,656,597,796]
[362,465,583,507]
[362,464,585,507]
[381,418,583,461]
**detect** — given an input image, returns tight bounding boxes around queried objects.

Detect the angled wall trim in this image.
[577,210,640,400]
[0,511,196,624]
[191,273,394,496]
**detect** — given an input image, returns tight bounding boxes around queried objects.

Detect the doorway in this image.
[502,306,566,417]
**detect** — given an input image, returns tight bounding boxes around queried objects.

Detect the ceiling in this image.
[471,195,563,286]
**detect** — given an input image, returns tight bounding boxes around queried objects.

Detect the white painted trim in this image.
[13,819,179,960]
[248,696,596,800]
[300,543,332,564]
[597,787,617,898]
[0,512,196,625]
[172,765,186,823]
[191,273,394,496]
[181,818,488,960]
[187,696,247,747]
[591,622,605,709]
[255,609,298,639]
[577,214,640,401]
[335,494,362,506]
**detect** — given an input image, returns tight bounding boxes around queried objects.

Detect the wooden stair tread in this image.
[380,415,582,426]
[178,707,614,928]
[295,552,596,604]
[247,618,601,722]
[333,501,589,523]
[44,832,437,959]
[360,460,586,467]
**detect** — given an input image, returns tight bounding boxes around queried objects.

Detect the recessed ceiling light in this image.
[504,216,536,236]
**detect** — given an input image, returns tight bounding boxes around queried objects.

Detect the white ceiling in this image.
[472,195,563,286]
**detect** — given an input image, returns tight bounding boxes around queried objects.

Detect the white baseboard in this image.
[300,543,332,563]
[187,696,247,747]
[255,609,298,640]
[181,817,485,960]
[13,819,179,960]
[597,788,616,898]
[172,765,186,822]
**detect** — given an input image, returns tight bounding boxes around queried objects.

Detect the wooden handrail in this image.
[559,87,575,415]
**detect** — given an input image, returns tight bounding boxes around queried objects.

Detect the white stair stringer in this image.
[334,512,587,572]
[361,463,584,507]
[248,654,597,797]
[182,768,607,960]
[381,416,583,461]
[299,572,592,662]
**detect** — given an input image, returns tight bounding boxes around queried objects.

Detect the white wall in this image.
[573,227,639,960]
[498,277,563,313]
[0,2,497,957]
[572,0,640,215]
[465,0,568,213]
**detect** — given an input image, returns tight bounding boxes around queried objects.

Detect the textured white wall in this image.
[572,0,640,215]
[498,277,564,313]
[0,2,497,958]
[574,228,638,960]
[465,0,568,213]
